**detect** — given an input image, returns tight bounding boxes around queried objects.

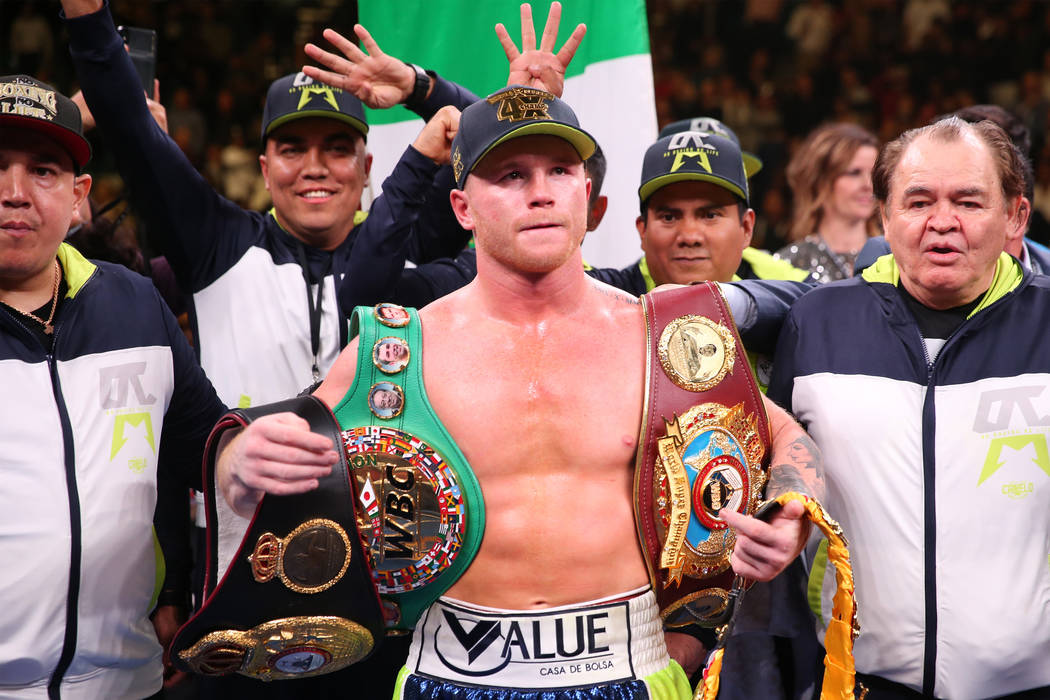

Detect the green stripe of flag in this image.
[359,0,650,126]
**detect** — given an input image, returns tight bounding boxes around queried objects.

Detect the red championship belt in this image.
[635,282,771,627]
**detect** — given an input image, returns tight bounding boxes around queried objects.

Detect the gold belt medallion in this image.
[177,616,374,680]
[653,403,766,584]
[248,518,352,594]
[658,316,736,392]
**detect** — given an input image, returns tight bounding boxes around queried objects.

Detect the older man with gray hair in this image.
[769,117,1050,698]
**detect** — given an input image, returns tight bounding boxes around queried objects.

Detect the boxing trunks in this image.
[395,587,692,699]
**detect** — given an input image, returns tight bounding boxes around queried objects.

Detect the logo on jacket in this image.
[101,362,158,469]
[100,362,157,408]
[973,386,1050,489]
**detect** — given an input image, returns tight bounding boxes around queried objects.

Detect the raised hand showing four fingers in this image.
[496,2,586,97]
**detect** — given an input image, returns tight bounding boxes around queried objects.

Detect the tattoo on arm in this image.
[592,281,640,305]
[767,433,825,502]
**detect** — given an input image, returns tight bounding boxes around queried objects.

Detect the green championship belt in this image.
[332,304,485,632]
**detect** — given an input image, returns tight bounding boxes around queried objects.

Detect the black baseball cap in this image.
[659,117,762,177]
[0,75,91,172]
[450,85,596,189]
[639,131,749,207]
[261,72,368,141]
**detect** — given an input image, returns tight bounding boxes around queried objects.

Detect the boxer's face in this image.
[453,136,590,275]
[0,128,91,288]
[260,118,372,251]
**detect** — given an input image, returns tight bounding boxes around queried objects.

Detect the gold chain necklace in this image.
[6,259,61,335]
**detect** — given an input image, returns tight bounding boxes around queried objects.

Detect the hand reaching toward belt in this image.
[217,413,336,518]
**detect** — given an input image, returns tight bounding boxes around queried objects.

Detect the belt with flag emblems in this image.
[331,304,485,634]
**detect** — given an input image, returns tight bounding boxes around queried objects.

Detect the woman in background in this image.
[777,123,879,282]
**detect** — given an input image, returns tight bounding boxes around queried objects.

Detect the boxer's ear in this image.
[450,189,476,232]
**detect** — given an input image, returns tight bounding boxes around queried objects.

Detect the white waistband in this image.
[405,587,669,689]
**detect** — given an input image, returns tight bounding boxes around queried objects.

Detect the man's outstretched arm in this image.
[62,0,253,291]
[337,107,463,310]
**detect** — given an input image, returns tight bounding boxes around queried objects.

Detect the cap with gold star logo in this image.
[261,72,368,140]
[638,131,749,208]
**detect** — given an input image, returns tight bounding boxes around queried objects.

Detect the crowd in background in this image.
[8,0,1050,253]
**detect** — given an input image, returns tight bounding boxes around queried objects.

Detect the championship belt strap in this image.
[697,492,860,700]
[635,282,771,627]
[170,396,384,680]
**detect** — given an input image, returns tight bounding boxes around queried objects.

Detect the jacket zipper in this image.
[43,323,83,700]
[913,284,1016,697]
[916,321,937,697]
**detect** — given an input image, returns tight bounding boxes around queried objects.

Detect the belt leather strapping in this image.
[635,282,771,627]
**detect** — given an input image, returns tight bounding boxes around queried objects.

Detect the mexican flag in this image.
[358,0,656,269]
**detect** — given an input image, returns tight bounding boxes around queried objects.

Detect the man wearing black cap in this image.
[0,74,224,699]
[593,120,808,296]
[62,0,480,412]
[335,118,807,360]
[215,86,824,699]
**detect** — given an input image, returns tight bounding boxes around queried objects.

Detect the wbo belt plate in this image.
[653,402,766,584]
[658,315,736,392]
[342,426,467,598]
[177,616,373,680]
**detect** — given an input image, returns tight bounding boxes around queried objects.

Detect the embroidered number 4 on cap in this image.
[450,84,596,189]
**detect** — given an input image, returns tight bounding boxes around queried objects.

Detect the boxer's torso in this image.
[420,279,650,608]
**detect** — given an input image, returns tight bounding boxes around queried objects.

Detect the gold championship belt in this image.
[636,282,771,627]
[170,397,385,681]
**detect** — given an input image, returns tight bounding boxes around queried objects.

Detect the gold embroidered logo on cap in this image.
[451,147,463,182]
[0,80,58,121]
[487,87,553,123]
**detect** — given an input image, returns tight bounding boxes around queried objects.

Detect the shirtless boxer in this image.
[218,87,822,699]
